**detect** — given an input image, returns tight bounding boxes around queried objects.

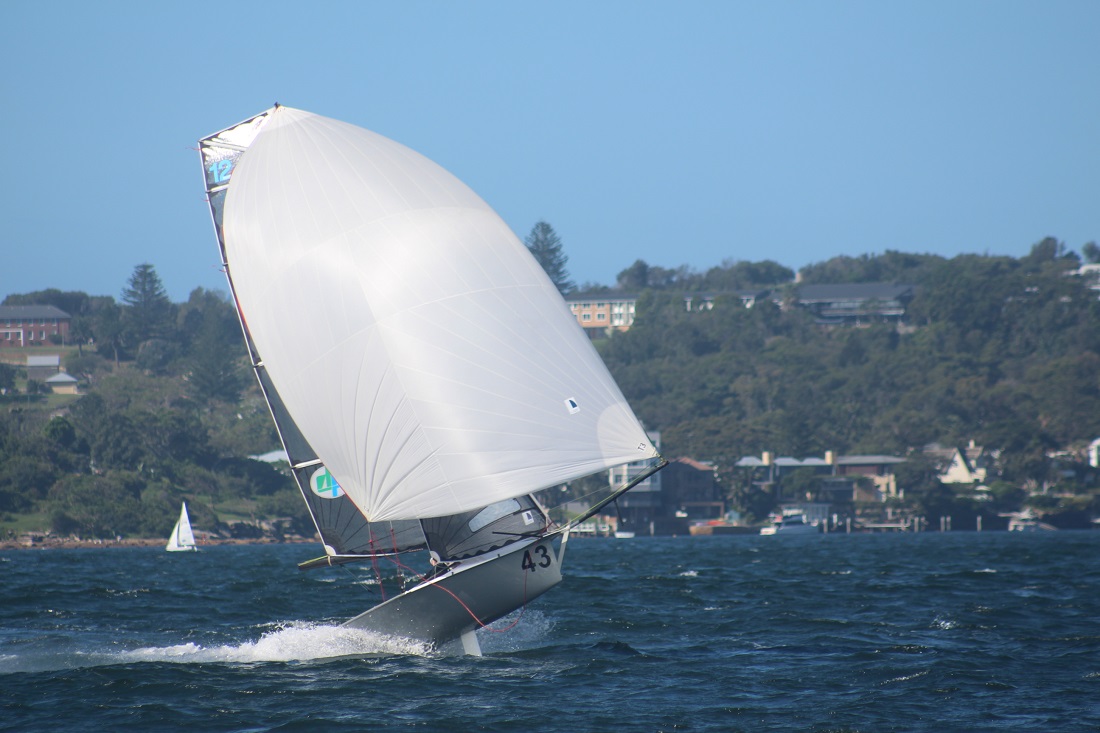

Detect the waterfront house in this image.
[925,441,991,485]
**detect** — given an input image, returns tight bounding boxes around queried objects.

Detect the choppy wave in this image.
[3,534,1100,732]
[2,610,558,675]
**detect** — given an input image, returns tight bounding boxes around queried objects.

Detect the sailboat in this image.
[166,502,197,552]
[197,106,665,654]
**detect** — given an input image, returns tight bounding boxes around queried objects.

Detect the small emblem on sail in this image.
[564,398,580,414]
[310,467,345,499]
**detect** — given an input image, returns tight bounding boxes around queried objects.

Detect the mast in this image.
[198,109,426,560]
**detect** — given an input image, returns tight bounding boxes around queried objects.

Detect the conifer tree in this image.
[121,263,173,343]
[524,221,575,295]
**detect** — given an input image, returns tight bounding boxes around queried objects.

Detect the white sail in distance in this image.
[166,502,196,551]
[216,107,658,522]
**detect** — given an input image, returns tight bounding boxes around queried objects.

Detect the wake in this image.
[122,622,431,663]
[2,611,553,673]
[1,622,429,673]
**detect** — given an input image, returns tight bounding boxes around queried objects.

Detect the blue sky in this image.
[3,1,1097,302]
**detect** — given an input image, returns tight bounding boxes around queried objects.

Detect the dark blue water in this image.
[2,532,1099,732]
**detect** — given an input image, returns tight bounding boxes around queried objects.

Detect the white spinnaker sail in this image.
[219,107,657,521]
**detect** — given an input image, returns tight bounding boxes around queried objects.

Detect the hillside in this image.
[2,242,1099,538]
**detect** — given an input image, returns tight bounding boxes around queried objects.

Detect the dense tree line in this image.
[3,237,1099,537]
[0,265,307,539]
[596,238,1100,522]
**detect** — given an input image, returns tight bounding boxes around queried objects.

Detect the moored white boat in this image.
[1006,509,1056,532]
[760,512,820,536]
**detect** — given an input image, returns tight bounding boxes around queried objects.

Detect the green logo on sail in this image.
[310,467,344,499]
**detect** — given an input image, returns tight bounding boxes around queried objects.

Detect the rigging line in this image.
[561,458,669,532]
[366,525,386,602]
[388,527,405,590]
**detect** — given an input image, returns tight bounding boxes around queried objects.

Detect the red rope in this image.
[366,527,385,601]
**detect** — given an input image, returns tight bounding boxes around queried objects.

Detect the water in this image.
[2,532,1098,732]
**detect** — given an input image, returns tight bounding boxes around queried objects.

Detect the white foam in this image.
[2,614,558,674]
[931,616,958,630]
[451,610,553,655]
[120,622,431,664]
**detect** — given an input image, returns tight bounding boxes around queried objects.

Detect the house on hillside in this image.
[1072,263,1100,297]
[565,289,772,338]
[46,372,79,394]
[925,441,992,484]
[566,293,639,337]
[793,283,915,326]
[0,305,72,347]
[735,450,907,503]
[26,354,61,382]
[681,290,771,312]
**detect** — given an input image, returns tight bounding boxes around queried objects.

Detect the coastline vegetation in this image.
[2,237,1099,540]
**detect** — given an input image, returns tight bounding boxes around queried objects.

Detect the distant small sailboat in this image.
[166,502,197,552]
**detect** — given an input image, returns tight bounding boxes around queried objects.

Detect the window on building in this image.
[582,314,591,321]
[597,313,606,320]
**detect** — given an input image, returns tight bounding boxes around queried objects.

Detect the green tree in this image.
[91,297,126,366]
[2,288,91,317]
[188,305,247,404]
[0,363,15,394]
[524,221,574,294]
[121,263,174,344]
[0,454,59,512]
[1082,241,1100,264]
[48,472,145,537]
[617,259,650,290]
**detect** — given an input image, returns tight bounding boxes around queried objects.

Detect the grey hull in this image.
[342,535,564,647]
